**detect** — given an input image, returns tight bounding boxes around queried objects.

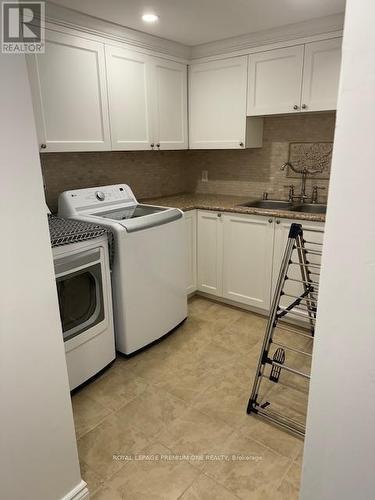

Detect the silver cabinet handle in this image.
[268,218,273,223]
[40,143,47,149]
[293,105,299,110]
[217,213,222,218]
[150,143,154,149]
[156,143,160,149]
[276,219,280,224]
[301,104,307,110]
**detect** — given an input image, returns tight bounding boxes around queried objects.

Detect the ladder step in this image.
[275,323,313,339]
[271,340,312,357]
[269,348,285,382]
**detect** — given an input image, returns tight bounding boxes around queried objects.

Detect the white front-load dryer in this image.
[53,234,115,389]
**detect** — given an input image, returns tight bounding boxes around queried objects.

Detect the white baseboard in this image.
[61,480,89,500]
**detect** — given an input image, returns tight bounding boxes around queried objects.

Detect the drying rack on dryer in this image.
[246,223,324,437]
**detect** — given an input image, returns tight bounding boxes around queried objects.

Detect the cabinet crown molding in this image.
[45,1,191,61]
[45,2,343,63]
[191,13,344,60]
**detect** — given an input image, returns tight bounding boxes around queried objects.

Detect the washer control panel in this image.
[59,184,137,215]
[95,191,105,201]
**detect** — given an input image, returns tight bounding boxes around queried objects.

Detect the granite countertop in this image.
[142,193,326,223]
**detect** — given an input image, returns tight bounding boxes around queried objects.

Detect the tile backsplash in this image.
[41,112,335,212]
[42,150,189,212]
[189,112,336,202]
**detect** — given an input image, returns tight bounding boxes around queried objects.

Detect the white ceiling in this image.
[51,0,346,46]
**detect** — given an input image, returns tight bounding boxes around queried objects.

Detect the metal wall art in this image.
[286,142,333,180]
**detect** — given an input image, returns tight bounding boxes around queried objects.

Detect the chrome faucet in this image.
[311,185,326,204]
[280,161,323,203]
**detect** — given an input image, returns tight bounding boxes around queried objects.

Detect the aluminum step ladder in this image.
[246,223,324,437]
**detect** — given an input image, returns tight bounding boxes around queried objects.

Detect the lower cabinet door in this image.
[272,218,325,324]
[222,213,274,310]
[184,210,197,294]
[197,211,223,296]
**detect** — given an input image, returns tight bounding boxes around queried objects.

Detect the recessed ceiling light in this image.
[142,14,159,23]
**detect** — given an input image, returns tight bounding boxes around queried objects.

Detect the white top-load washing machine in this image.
[58,184,187,355]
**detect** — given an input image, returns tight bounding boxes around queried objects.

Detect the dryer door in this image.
[55,248,104,342]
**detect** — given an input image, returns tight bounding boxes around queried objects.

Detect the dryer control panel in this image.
[58,184,137,216]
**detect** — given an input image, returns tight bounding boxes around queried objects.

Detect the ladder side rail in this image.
[247,223,302,414]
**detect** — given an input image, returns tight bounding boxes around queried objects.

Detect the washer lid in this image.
[92,204,182,232]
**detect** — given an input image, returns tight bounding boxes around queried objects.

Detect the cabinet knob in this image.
[150,143,154,149]
[156,143,160,149]
[268,218,273,223]
[293,105,299,110]
[217,213,222,218]
[239,142,244,147]
[40,143,47,149]
[301,104,307,110]
[276,219,280,224]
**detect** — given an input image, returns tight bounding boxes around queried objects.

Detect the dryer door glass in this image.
[56,263,104,342]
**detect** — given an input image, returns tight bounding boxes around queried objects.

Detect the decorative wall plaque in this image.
[287,142,333,180]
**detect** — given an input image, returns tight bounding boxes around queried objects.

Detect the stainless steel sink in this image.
[290,203,327,214]
[240,200,294,210]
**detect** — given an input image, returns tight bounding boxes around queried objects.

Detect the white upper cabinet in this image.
[301,38,342,112]
[105,46,153,151]
[151,57,188,150]
[247,46,304,116]
[27,30,111,152]
[247,38,342,116]
[189,56,250,149]
[106,47,187,151]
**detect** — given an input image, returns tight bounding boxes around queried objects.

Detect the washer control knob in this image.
[95,191,105,201]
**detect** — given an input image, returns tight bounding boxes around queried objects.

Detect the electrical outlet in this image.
[201,170,208,182]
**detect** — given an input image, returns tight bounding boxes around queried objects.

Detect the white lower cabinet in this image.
[197,211,223,295]
[184,210,197,294]
[222,213,274,310]
[195,210,324,317]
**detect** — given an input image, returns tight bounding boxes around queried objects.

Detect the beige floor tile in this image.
[104,443,199,500]
[273,462,301,499]
[157,407,234,460]
[192,380,249,429]
[76,296,305,500]
[180,473,240,500]
[80,460,104,496]
[238,416,303,459]
[153,355,220,403]
[79,369,148,412]
[203,431,291,500]
[71,392,112,440]
[90,485,123,500]
[77,411,150,480]
[114,385,189,439]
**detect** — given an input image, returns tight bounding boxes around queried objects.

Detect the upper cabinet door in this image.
[301,38,342,112]
[151,57,188,150]
[105,46,154,151]
[189,56,248,149]
[28,30,111,152]
[247,45,304,116]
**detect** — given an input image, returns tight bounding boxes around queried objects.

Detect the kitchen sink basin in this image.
[291,203,327,214]
[240,200,294,210]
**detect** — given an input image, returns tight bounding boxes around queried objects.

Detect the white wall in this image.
[301,1,375,499]
[0,54,84,499]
